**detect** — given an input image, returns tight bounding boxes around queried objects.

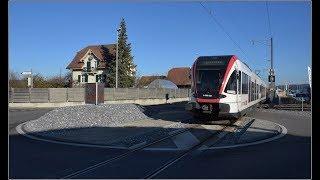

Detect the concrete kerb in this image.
[15,117,287,151]
[15,122,129,149]
[198,120,287,151]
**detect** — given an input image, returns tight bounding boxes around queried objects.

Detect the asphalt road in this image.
[9,104,311,179]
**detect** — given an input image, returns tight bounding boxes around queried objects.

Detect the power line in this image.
[199,2,250,60]
[266,1,272,37]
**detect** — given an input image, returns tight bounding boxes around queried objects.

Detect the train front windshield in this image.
[196,69,224,98]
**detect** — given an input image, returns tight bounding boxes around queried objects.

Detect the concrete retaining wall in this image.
[9,98,189,108]
[49,88,67,102]
[30,88,49,103]
[9,87,191,107]
[67,88,85,102]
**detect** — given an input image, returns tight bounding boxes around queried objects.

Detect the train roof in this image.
[196,55,234,61]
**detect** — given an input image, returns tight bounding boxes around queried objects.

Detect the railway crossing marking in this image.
[171,131,200,150]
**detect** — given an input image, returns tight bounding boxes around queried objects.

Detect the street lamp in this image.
[116,27,121,88]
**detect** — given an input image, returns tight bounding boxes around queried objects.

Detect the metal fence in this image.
[9,88,190,103]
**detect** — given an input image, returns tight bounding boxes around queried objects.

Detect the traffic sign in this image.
[268,75,275,82]
[21,71,32,75]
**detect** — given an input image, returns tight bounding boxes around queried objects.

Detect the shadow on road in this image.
[9,101,311,179]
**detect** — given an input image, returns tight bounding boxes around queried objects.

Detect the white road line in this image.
[171,131,200,150]
[201,122,287,150]
[15,123,128,149]
[128,141,147,149]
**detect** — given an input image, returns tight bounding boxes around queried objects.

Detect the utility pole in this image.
[269,37,275,102]
[251,37,275,102]
[30,68,33,88]
[116,27,120,88]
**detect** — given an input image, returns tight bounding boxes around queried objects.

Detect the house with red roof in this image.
[66,44,116,87]
[166,67,191,88]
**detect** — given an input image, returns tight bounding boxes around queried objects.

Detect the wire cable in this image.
[199,2,251,60]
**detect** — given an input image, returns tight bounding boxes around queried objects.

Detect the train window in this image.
[238,71,241,94]
[255,81,257,100]
[196,69,224,98]
[257,84,260,99]
[253,82,255,101]
[251,81,254,101]
[248,77,251,102]
[255,82,257,100]
[224,70,237,94]
[241,73,248,94]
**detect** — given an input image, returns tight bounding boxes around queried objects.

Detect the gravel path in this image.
[23,104,151,133]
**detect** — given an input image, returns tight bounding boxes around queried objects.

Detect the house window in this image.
[82,74,88,82]
[87,61,91,71]
[102,74,107,83]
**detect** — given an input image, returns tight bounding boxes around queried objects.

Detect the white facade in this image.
[71,50,107,85]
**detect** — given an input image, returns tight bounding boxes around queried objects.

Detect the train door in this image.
[237,70,242,112]
[235,65,240,113]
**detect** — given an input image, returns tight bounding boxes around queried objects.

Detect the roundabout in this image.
[16,111,287,151]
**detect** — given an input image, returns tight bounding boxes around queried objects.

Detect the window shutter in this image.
[78,75,81,82]
[85,74,88,82]
[103,74,107,82]
[96,75,99,82]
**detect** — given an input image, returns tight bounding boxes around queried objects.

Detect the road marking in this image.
[171,131,200,150]
[128,141,146,149]
[168,128,184,135]
[198,126,235,150]
[15,122,128,149]
[200,121,287,150]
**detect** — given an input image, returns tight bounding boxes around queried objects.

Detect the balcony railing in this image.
[83,67,97,72]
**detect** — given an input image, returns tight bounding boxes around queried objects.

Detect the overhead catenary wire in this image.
[199,2,251,61]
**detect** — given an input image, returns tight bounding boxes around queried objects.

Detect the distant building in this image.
[137,75,166,88]
[167,67,191,89]
[147,79,178,89]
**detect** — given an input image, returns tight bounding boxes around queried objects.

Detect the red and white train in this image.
[186,55,267,119]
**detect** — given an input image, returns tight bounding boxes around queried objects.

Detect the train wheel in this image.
[192,112,201,119]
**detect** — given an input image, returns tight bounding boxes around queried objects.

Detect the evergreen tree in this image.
[106,18,136,88]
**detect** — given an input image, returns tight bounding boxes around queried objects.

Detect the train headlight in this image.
[202,105,209,111]
[219,94,226,98]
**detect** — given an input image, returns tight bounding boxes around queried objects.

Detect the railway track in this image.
[273,104,311,111]
[257,104,311,111]
[143,118,244,178]
[61,117,246,179]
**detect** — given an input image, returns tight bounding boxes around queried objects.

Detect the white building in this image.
[66,44,116,87]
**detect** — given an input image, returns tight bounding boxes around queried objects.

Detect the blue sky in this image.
[9,1,311,85]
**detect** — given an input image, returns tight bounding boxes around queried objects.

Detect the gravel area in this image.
[23,104,151,134]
